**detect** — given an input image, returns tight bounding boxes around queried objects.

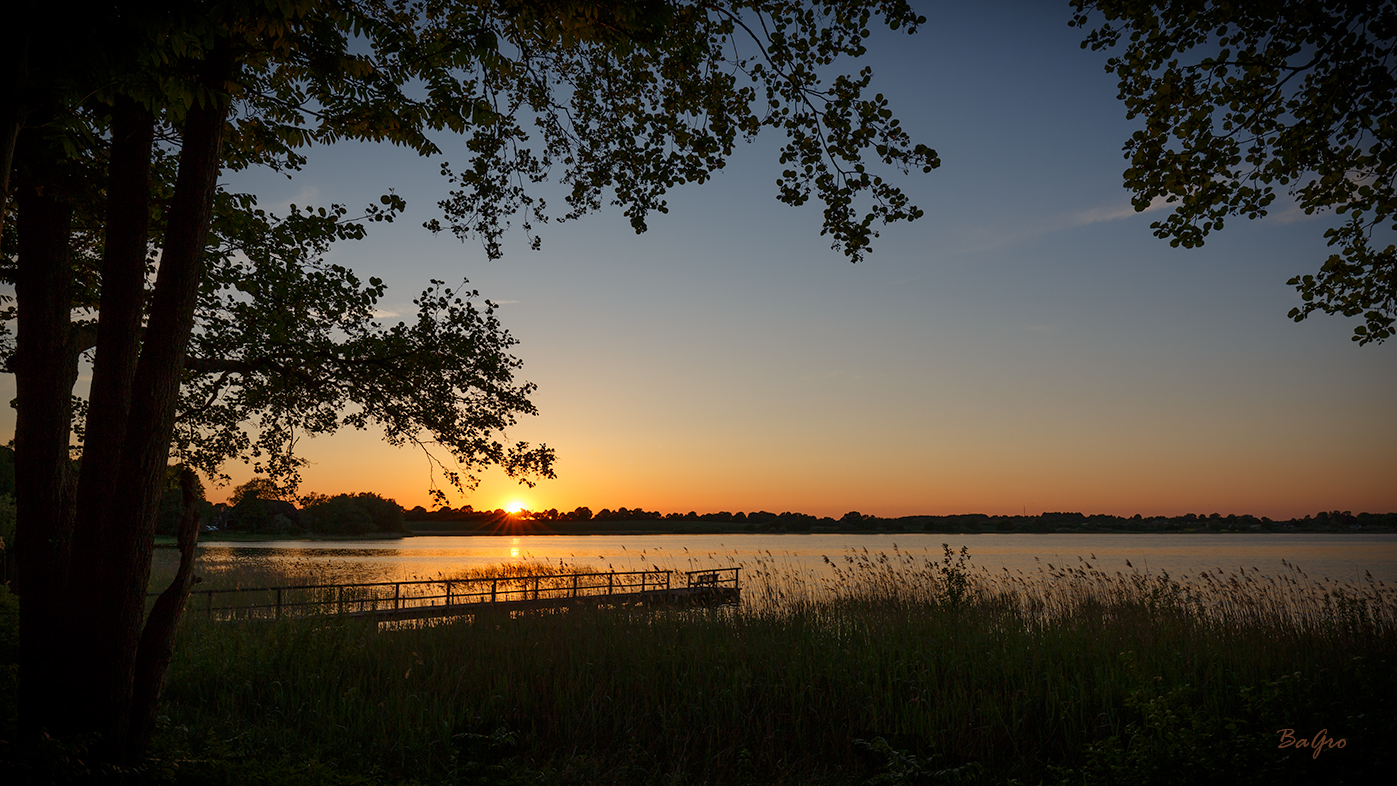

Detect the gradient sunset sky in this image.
[5,3,1394,518]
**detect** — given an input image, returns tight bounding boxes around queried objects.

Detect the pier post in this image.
[337,586,344,616]
[491,578,498,603]
[394,583,400,610]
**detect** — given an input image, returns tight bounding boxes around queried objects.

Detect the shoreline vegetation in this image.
[406,506,1397,535]
[410,508,1397,535]
[158,508,1397,545]
[65,467,1390,547]
[5,547,1393,784]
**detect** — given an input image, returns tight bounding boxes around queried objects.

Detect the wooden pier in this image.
[171,567,740,623]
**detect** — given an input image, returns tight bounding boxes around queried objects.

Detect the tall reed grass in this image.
[143,547,1397,785]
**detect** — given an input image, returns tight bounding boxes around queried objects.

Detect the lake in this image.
[154,532,1397,591]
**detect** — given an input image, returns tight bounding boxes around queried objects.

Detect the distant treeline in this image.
[157,476,408,537]
[206,492,407,536]
[406,504,1397,534]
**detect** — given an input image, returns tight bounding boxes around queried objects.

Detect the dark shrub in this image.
[354,493,406,533]
[302,495,374,535]
[228,498,301,534]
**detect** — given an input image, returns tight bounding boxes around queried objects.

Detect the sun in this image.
[505,501,526,514]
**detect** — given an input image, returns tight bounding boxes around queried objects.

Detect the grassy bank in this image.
[6,551,1396,784]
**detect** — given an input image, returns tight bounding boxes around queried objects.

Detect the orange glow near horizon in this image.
[197,394,1397,522]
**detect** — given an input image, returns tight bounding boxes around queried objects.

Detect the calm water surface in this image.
[156,533,1397,589]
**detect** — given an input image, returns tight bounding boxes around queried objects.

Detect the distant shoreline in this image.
[155,518,1396,546]
[404,524,1396,536]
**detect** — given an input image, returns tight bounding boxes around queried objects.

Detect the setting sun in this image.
[505,501,526,514]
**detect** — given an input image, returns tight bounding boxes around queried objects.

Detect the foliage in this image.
[227,497,303,535]
[286,492,406,535]
[179,203,553,500]
[351,493,407,533]
[228,477,292,506]
[853,736,983,784]
[415,0,939,262]
[1070,0,1397,344]
[934,543,971,606]
[301,495,375,536]
[1060,681,1281,786]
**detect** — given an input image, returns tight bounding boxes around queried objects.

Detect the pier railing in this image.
[153,566,740,621]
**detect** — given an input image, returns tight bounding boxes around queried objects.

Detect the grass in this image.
[9,548,1397,784]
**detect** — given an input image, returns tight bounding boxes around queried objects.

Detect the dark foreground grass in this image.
[5,550,1396,784]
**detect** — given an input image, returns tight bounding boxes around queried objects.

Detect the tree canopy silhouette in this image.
[1071,0,1397,344]
[0,0,936,761]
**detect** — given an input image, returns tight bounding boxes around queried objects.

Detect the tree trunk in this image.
[53,94,160,756]
[57,57,232,755]
[12,137,78,737]
[11,40,234,757]
[73,95,155,521]
[129,468,203,758]
[0,0,33,243]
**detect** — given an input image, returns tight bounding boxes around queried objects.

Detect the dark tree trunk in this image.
[73,95,155,520]
[54,94,160,756]
[129,468,202,758]
[12,140,78,737]
[58,92,155,725]
[0,0,33,242]
[56,53,232,754]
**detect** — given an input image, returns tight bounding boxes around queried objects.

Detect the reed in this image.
[138,548,1397,784]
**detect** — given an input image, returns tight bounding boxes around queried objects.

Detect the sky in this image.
[6,3,1395,519]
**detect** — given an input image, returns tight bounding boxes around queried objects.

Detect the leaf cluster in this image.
[178,189,554,498]
[424,0,939,260]
[1071,0,1397,343]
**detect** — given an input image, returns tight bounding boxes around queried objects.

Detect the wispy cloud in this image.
[1067,195,1168,228]
[949,196,1171,256]
[253,186,321,215]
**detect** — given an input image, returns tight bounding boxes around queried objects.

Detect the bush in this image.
[353,493,406,533]
[228,497,302,534]
[302,495,375,536]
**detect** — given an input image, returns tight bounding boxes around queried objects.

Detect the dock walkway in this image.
[170,567,740,623]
